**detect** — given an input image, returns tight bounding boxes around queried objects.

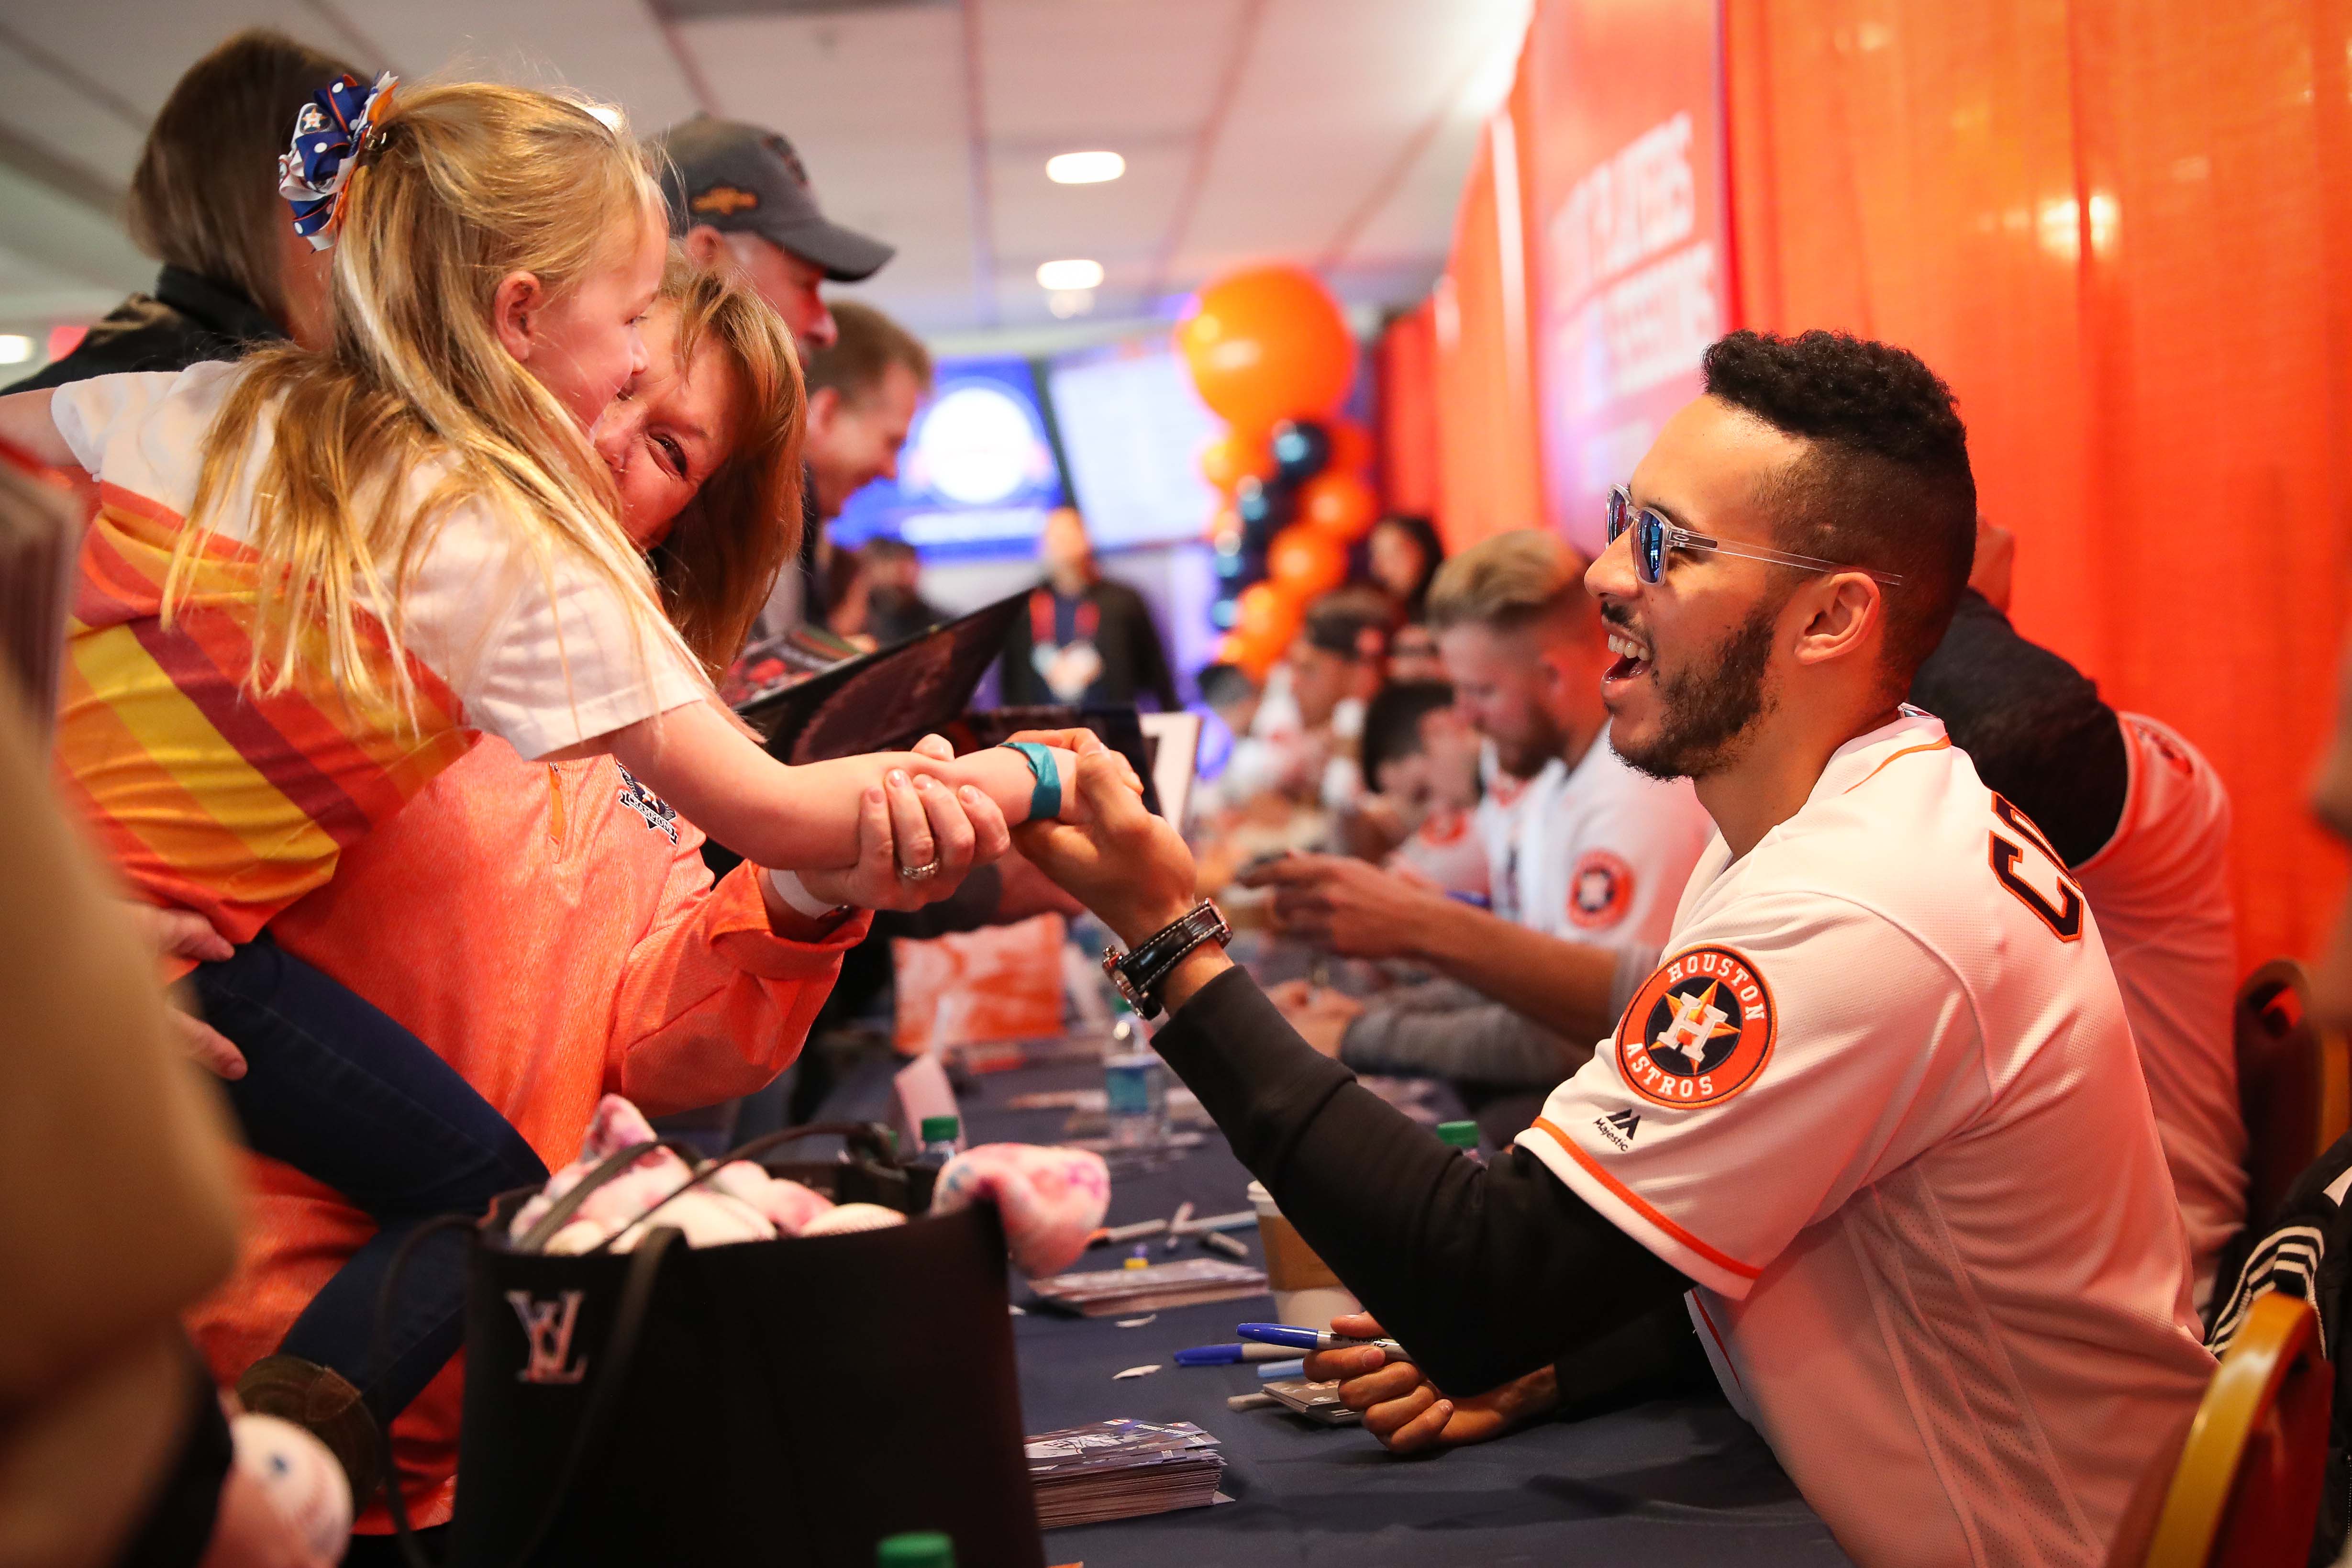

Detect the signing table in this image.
[817,1047,1851,1567]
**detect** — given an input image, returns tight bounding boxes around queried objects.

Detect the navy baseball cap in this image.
[653,115,894,283]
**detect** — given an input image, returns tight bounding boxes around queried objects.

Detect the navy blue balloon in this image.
[1235,474,1292,530]
[1210,593,1241,631]
[1271,419,1332,483]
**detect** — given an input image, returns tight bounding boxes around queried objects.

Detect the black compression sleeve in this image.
[1908,589,2128,866]
[1154,967,1693,1398]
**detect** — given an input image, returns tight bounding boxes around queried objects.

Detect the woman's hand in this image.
[785,734,1010,915]
[1300,1313,1560,1455]
[119,902,248,1079]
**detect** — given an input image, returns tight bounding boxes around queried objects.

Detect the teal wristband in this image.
[998,741,1061,822]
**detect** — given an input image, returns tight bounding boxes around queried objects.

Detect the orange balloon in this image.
[1204,504,1243,548]
[1267,524,1347,599]
[1176,265,1358,432]
[1327,419,1373,475]
[1298,470,1378,543]
[1199,428,1272,493]
[1234,580,1303,649]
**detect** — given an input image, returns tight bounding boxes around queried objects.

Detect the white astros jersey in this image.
[2075,713,2246,1306]
[1473,743,1542,922]
[1518,709,2212,1568]
[1508,731,1713,953]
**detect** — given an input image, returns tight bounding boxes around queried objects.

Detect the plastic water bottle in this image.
[876,1532,954,1568]
[1103,1011,1168,1150]
[917,1114,962,1168]
[1438,1120,1483,1163]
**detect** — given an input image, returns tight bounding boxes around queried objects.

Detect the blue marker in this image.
[1174,1343,1296,1367]
[1236,1322,1406,1357]
[1256,1358,1306,1380]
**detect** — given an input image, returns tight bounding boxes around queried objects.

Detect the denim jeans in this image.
[192,938,548,1422]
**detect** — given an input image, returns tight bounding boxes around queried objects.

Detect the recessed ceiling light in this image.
[0,334,29,366]
[1037,258,1105,291]
[1046,150,1125,185]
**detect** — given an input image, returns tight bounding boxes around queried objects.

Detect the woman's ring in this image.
[898,858,942,882]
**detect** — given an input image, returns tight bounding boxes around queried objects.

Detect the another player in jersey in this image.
[1014,330,2210,1568]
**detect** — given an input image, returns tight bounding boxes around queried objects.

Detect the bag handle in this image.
[566,1121,911,1258]
[378,1219,686,1568]
[510,1137,703,1254]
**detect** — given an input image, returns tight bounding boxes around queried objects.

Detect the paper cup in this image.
[1245,1181,1359,1327]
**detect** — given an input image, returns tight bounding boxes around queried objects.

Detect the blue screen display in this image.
[828,357,1065,557]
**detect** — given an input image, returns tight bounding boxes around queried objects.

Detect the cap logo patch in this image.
[691,184,760,216]
[1616,945,1775,1108]
[1566,849,1634,930]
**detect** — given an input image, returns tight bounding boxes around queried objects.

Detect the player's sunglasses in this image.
[1607,486,1904,588]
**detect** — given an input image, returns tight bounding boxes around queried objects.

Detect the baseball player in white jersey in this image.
[1012,329,2214,1568]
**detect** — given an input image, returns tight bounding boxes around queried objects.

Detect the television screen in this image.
[830,357,1064,556]
[1045,339,1223,551]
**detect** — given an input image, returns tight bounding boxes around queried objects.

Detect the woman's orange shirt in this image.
[182,737,869,1531]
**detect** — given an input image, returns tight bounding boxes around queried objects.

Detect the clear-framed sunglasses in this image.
[1607,486,1903,588]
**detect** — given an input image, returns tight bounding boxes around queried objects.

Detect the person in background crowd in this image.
[856,537,945,645]
[1,30,360,396]
[1253,532,1712,1095]
[747,301,933,642]
[1282,585,1396,811]
[654,115,903,636]
[1387,621,1447,683]
[1355,680,1487,902]
[1016,331,2213,1566]
[998,505,1180,711]
[1367,513,1446,622]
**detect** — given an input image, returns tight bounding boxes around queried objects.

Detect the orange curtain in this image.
[1375,303,1442,520]
[1725,0,2352,970]
[1432,107,1545,553]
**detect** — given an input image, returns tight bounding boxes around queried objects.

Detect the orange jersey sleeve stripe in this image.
[1531,1116,1764,1282]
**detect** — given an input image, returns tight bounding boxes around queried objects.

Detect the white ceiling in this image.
[0,0,1530,357]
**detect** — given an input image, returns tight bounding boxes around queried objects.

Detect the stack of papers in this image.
[1026,1420,1226,1528]
[1027,1257,1268,1317]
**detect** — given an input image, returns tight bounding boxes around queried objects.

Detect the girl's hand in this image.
[118,903,247,1078]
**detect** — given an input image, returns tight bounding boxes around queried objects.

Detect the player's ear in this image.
[1789,574,1882,669]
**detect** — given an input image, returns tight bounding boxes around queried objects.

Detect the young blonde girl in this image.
[0,74,1087,1490]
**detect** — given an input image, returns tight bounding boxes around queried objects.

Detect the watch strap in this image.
[1104,901,1231,1019]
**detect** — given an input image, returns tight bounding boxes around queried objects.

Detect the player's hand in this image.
[1302,1313,1560,1455]
[1241,853,1441,961]
[1271,984,1365,1059]
[1016,751,1196,946]
[790,734,1010,913]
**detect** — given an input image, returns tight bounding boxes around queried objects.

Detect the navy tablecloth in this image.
[818,1050,1851,1567]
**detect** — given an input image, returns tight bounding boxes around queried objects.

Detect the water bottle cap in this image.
[876,1531,955,1568]
[920,1114,961,1143]
[1437,1120,1480,1149]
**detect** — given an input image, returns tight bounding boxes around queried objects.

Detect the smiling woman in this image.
[601,256,808,678]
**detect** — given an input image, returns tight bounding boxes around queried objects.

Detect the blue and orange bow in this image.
[277,71,398,249]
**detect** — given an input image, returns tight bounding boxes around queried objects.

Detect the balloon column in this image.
[1177,265,1376,678]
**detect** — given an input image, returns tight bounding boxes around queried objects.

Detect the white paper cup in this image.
[1245,1181,1359,1326]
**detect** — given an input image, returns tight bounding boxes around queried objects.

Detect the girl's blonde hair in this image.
[649,255,807,678]
[176,80,691,711]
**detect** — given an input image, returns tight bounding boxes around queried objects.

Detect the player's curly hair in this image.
[1702,330,1975,689]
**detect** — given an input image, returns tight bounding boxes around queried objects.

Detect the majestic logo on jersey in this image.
[1566,850,1635,930]
[505,1290,589,1385]
[1615,945,1776,1108]
[1592,1107,1641,1150]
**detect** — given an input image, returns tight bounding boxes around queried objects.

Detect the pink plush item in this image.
[929,1143,1110,1278]
[707,1160,837,1236]
[509,1095,692,1247]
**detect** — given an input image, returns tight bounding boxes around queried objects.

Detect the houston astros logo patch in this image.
[691,184,760,216]
[1616,945,1776,1108]
[1567,849,1634,929]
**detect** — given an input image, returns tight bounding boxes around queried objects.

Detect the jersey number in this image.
[1987,796,2083,942]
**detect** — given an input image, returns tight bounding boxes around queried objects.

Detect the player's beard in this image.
[1615,595,1783,781]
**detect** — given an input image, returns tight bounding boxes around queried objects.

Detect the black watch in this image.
[1102,901,1232,1020]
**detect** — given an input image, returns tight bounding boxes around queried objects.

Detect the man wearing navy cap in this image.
[654,115,894,351]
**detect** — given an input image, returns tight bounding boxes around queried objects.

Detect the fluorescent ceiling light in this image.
[1037,258,1105,290]
[1047,150,1125,185]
